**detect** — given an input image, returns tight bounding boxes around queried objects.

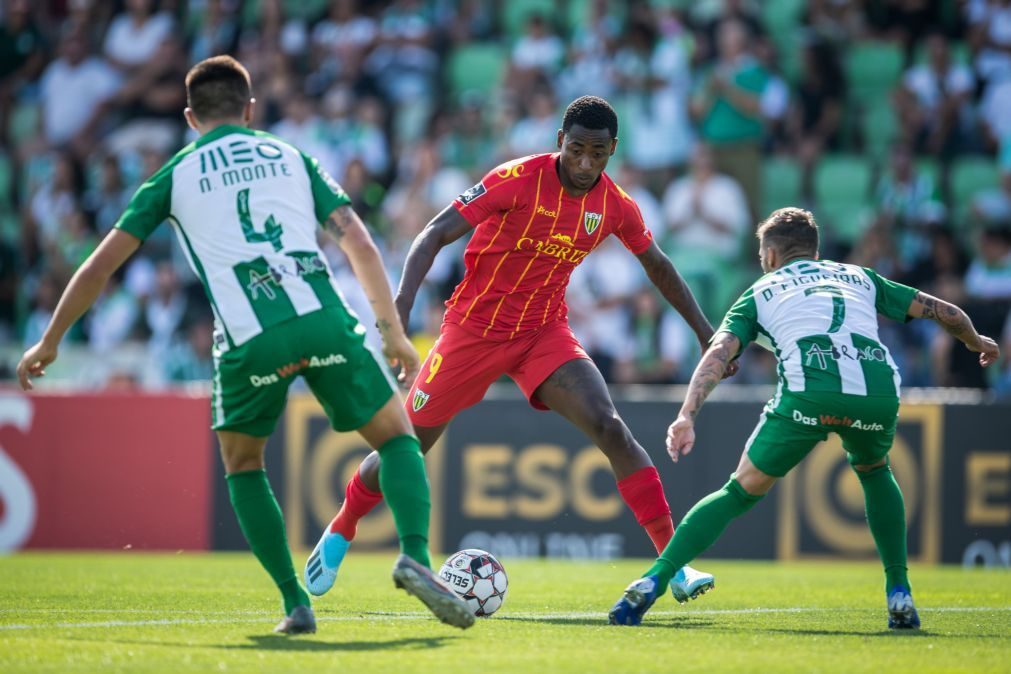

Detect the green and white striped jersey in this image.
[115,125,352,350]
[718,259,919,397]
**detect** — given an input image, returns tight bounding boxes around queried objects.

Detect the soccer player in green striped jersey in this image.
[16,55,473,633]
[609,207,1000,629]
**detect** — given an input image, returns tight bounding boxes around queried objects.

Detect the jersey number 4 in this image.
[237,188,283,252]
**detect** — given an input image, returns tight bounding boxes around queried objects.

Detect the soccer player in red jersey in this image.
[306,96,730,602]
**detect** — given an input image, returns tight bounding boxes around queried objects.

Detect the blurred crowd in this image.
[0,0,1009,394]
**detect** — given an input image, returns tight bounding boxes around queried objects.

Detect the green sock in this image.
[856,463,910,592]
[645,478,763,595]
[226,469,310,614]
[377,435,432,569]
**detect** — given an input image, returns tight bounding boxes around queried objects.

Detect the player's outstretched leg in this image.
[219,431,314,634]
[854,460,919,629]
[610,475,765,625]
[305,469,381,596]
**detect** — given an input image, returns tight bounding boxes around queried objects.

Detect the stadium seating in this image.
[815,155,873,243]
[447,43,508,99]
[862,99,899,162]
[951,157,1001,208]
[761,155,802,215]
[845,41,904,101]
[501,0,557,38]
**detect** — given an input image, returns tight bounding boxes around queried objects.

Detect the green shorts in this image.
[211,306,396,437]
[745,390,900,477]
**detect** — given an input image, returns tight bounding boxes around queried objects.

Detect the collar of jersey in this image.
[195,124,255,147]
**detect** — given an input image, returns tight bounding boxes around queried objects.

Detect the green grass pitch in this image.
[1,552,1007,673]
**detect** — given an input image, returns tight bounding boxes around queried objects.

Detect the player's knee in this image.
[220,448,264,474]
[591,412,633,454]
[853,457,888,474]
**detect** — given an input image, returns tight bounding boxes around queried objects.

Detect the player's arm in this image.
[635,241,727,355]
[394,204,472,328]
[16,229,141,390]
[324,204,421,384]
[907,291,1000,367]
[666,331,741,463]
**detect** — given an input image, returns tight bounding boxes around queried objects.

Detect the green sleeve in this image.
[715,286,759,356]
[864,267,918,323]
[300,152,352,225]
[114,161,173,241]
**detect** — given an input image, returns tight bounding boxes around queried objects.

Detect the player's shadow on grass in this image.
[64,635,457,653]
[498,616,716,629]
[225,634,457,652]
[752,626,946,639]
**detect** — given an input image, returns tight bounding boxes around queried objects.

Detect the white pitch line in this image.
[0,607,1008,632]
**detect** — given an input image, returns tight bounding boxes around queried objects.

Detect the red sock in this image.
[617,466,674,554]
[328,471,383,540]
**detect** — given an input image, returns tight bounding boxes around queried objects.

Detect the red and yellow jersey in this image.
[447,153,653,341]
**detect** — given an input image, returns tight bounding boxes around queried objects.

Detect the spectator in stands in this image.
[82,154,129,234]
[23,274,59,348]
[0,0,46,147]
[661,143,750,264]
[144,261,188,359]
[270,92,339,178]
[26,152,80,260]
[613,14,695,181]
[567,237,646,382]
[613,288,692,385]
[86,268,139,353]
[789,38,845,200]
[966,225,1011,301]
[163,315,214,383]
[874,144,939,228]
[616,164,665,238]
[104,35,187,156]
[161,313,213,381]
[896,32,974,157]
[971,168,1011,226]
[366,0,438,144]
[691,18,769,218]
[383,139,470,228]
[102,0,174,73]
[508,13,566,99]
[38,22,121,157]
[969,0,1011,91]
[507,89,559,158]
[694,0,767,65]
[864,0,940,64]
[188,0,239,65]
[803,0,866,47]
[439,95,495,176]
[661,143,750,319]
[309,0,377,89]
[0,238,18,341]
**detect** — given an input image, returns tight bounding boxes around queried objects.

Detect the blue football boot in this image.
[609,576,660,626]
[887,586,921,630]
[304,528,350,596]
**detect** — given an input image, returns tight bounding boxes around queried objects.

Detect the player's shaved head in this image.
[562,96,618,140]
[185,55,252,122]
[757,207,820,262]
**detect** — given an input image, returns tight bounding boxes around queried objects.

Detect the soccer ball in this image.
[438,549,508,617]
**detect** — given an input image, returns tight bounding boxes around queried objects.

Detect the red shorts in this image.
[405,319,590,427]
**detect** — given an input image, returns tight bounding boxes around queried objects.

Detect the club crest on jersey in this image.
[458,182,487,205]
[412,389,431,412]
[584,212,603,236]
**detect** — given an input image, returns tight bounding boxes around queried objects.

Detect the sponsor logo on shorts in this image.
[248,353,348,387]
[792,409,884,431]
[412,389,431,412]
[584,211,602,236]
[458,181,486,205]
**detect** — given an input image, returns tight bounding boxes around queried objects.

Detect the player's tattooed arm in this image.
[680,332,740,421]
[395,205,472,327]
[635,242,714,345]
[907,291,1000,366]
[667,331,740,462]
